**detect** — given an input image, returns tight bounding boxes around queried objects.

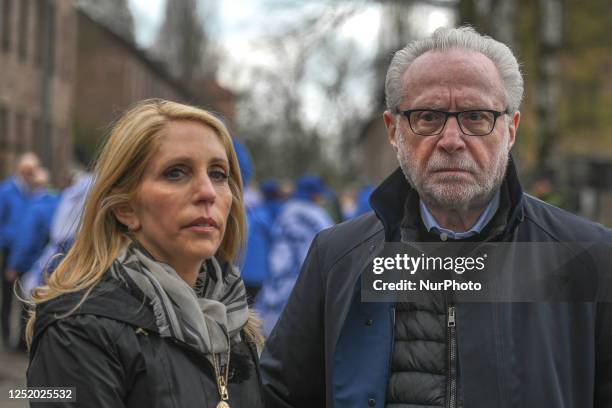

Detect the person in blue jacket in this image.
[0,152,40,349]
[259,179,285,222]
[242,179,286,300]
[232,138,265,300]
[7,168,60,280]
[345,185,375,219]
[256,175,333,336]
[20,171,94,295]
[6,168,59,351]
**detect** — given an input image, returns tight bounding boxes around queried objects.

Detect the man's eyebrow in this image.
[456,104,499,111]
[404,104,447,110]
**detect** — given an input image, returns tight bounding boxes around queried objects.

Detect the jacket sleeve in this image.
[596,301,612,406]
[260,233,327,408]
[27,314,129,408]
[8,208,41,274]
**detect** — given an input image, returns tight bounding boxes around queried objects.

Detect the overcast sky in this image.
[127,0,453,87]
[127,0,454,129]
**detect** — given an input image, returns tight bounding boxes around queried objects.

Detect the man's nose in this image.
[436,116,466,153]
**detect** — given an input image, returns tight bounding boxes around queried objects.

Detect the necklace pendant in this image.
[216,401,230,408]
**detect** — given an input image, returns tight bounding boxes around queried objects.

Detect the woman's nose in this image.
[194,174,217,203]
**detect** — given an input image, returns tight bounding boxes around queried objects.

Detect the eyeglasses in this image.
[396,109,508,136]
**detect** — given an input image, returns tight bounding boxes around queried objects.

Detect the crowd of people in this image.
[0,153,94,352]
[232,138,375,335]
[0,153,57,352]
[0,147,373,353]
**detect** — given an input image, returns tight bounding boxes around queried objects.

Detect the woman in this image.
[26,99,264,407]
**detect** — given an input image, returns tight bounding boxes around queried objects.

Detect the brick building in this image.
[72,10,198,164]
[0,0,234,184]
[0,0,76,182]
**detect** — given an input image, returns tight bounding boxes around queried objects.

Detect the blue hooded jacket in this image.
[232,138,269,288]
[256,175,334,335]
[0,176,35,250]
[8,191,60,275]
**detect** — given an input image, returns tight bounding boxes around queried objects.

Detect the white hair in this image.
[385,26,524,113]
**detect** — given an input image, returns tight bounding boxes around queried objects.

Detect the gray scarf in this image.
[108,243,249,361]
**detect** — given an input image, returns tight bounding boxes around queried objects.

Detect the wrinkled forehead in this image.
[400,49,507,107]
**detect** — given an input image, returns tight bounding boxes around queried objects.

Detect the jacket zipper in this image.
[447,305,457,408]
[387,304,396,380]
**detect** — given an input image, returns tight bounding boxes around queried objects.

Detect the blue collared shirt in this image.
[419,189,500,240]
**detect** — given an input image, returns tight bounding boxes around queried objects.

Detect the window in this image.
[2,0,13,53]
[45,0,55,74]
[17,0,28,62]
[34,0,55,71]
[34,0,43,66]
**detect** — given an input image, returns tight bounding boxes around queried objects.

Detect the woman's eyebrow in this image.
[158,156,195,167]
[157,154,229,168]
[209,156,229,166]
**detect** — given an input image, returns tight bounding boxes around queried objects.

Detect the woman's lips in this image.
[184,217,218,233]
[186,225,217,233]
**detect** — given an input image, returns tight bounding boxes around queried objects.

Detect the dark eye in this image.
[164,166,188,180]
[422,112,436,122]
[466,111,484,121]
[415,110,443,122]
[209,168,228,182]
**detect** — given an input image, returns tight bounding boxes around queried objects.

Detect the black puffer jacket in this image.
[386,300,448,407]
[27,278,264,408]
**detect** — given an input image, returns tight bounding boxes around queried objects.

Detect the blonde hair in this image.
[26,99,260,345]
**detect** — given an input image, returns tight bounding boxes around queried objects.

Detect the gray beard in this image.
[395,131,509,211]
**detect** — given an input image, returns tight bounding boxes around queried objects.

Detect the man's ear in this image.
[507,110,520,151]
[383,111,398,150]
[112,203,141,232]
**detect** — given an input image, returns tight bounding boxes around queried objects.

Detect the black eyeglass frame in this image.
[395,108,510,136]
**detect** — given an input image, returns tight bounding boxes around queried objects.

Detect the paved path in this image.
[0,350,28,407]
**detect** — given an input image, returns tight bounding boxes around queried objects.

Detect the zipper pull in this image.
[218,376,229,400]
[448,306,456,327]
[135,327,149,336]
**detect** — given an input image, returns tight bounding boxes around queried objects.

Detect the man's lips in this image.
[431,168,472,173]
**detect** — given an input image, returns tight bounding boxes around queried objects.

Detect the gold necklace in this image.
[212,342,231,408]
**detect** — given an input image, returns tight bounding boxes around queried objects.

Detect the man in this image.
[256,175,333,336]
[242,179,286,300]
[0,152,40,349]
[260,27,612,407]
[21,171,93,294]
[6,168,59,281]
[5,167,59,351]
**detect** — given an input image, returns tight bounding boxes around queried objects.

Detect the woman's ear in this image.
[112,203,141,232]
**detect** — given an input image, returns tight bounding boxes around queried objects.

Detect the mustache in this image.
[426,155,480,173]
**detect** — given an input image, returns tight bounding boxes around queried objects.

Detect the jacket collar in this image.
[31,278,158,356]
[369,156,525,242]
